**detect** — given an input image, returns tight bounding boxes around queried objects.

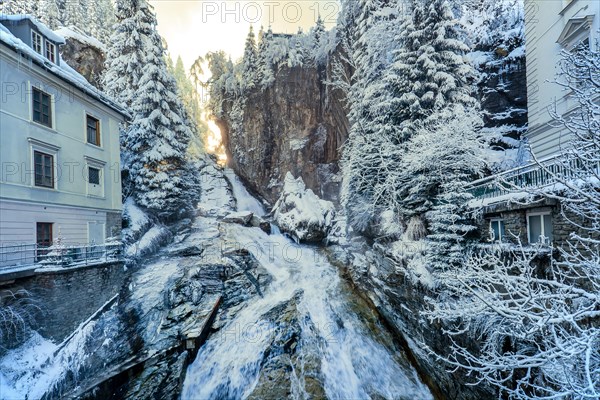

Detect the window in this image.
[86,115,100,146]
[32,87,52,127]
[528,212,553,244]
[88,167,101,185]
[490,219,506,242]
[557,15,594,50]
[32,31,42,54]
[34,151,54,188]
[36,222,53,261]
[85,156,106,197]
[45,40,56,63]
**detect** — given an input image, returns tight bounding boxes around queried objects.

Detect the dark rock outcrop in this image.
[58,29,106,90]
[217,58,349,205]
[329,242,495,400]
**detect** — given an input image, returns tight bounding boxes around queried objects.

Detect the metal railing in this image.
[0,242,123,271]
[467,152,600,200]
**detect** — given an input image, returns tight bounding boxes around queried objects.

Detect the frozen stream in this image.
[181,170,432,400]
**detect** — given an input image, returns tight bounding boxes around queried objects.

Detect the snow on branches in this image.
[427,43,600,398]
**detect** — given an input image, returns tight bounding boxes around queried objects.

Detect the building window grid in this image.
[36,222,53,261]
[527,212,554,244]
[45,40,56,63]
[32,31,42,54]
[88,166,101,185]
[86,115,100,146]
[34,151,54,188]
[32,87,52,127]
[490,219,506,243]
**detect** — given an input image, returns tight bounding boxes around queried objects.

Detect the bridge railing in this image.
[0,242,123,271]
[467,152,600,200]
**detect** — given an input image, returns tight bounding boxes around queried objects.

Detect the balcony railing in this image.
[467,152,600,200]
[0,242,123,272]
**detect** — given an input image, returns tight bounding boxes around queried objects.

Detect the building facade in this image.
[524,0,599,159]
[0,16,127,261]
[472,0,599,246]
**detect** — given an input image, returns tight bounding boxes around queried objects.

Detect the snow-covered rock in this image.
[272,173,335,243]
[250,215,271,234]
[222,211,253,226]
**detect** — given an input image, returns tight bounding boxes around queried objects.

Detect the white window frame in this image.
[85,113,102,147]
[84,156,105,198]
[28,138,60,190]
[489,218,506,243]
[31,30,43,54]
[30,84,55,130]
[557,15,595,51]
[527,211,553,244]
[45,40,56,63]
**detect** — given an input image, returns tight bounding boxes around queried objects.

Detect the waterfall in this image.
[181,171,432,400]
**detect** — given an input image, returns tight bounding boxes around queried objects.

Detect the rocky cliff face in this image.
[59,35,105,90]
[217,59,349,205]
[329,241,496,399]
[218,51,526,208]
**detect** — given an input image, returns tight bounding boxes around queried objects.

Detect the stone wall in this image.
[477,198,588,248]
[106,211,122,239]
[1,261,128,343]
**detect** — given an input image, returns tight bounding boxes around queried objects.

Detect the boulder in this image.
[222,211,253,226]
[250,215,272,234]
[272,173,335,243]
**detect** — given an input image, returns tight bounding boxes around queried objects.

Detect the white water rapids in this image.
[181,170,432,400]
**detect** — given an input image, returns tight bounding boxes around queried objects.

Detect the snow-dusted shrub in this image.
[0,289,41,354]
[273,172,335,243]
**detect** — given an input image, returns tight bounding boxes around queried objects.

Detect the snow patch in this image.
[273,172,335,243]
[55,26,106,51]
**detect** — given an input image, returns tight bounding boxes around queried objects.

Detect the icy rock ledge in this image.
[272,172,335,243]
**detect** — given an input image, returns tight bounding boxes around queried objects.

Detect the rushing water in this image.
[181,171,432,400]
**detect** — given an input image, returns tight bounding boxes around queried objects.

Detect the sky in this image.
[150,0,340,69]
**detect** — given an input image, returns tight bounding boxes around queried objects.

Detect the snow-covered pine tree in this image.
[89,0,116,44]
[375,0,479,226]
[63,0,89,32]
[387,0,476,142]
[37,0,61,29]
[124,1,194,218]
[103,0,149,110]
[241,25,258,91]
[257,25,275,88]
[0,0,37,15]
[413,105,485,268]
[173,55,203,131]
[313,13,326,49]
[340,0,402,234]
[288,32,305,67]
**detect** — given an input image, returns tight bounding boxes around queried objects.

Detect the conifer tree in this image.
[341,0,401,234]
[258,26,275,88]
[0,0,37,15]
[38,0,61,29]
[313,13,326,48]
[105,0,196,218]
[89,0,116,44]
[241,25,258,91]
[122,1,193,217]
[103,0,148,109]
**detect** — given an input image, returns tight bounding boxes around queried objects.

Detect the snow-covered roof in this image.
[55,26,106,52]
[0,14,65,44]
[0,18,129,119]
